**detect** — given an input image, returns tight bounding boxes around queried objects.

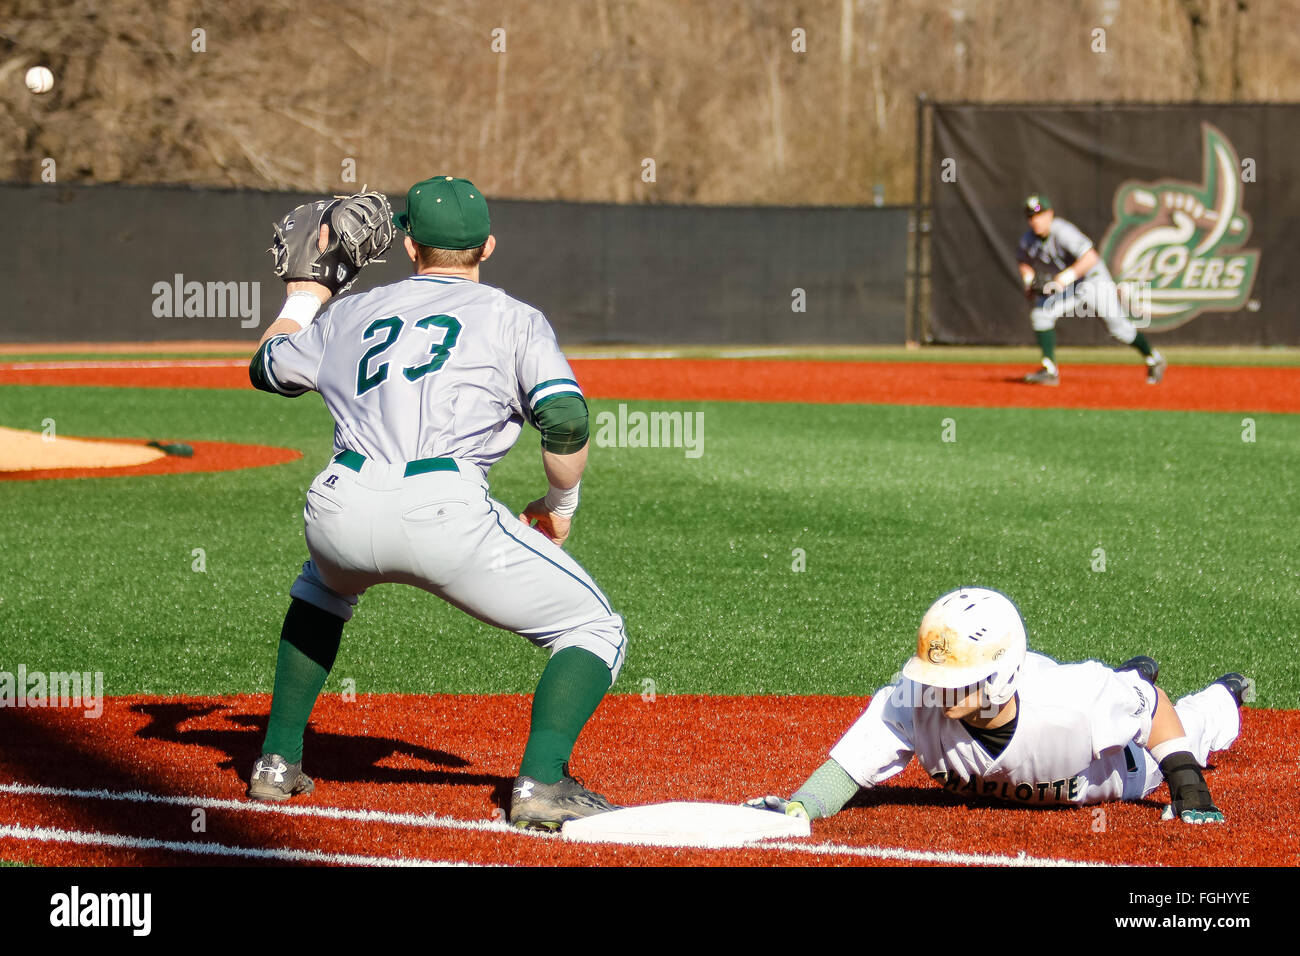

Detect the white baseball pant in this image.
[287,454,627,680]
[1031,270,1142,344]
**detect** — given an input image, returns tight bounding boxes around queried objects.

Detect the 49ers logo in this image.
[1099,123,1260,331]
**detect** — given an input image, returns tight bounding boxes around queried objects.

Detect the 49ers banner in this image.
[927,104,1295,345]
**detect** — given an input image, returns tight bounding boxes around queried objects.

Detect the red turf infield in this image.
[2,358,1297,412]
[1,695,1294,867]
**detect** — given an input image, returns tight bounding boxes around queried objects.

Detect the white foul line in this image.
[565,348,809,360]
[0,360,247,370]
[0,781,1106,866]
[0,823,481,867]
[0,781,519,835]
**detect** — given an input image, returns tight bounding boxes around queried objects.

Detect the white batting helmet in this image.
[901,588,1028,705]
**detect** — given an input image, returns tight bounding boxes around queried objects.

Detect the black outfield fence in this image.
[920,101,1299,346]
[0,184,907,345]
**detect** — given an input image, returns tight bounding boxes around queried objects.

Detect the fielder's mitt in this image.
[1025,271,1055,300]
[270,190,394,295]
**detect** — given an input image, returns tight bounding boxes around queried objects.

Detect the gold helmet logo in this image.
[927,639,947,664]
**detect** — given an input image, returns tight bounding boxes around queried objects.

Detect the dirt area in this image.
[0,425,165,471]
[0,428,301,482]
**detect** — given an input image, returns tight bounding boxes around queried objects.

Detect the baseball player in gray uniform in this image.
[245,176,626,829]
[1018,195,1167,386]
[748,588,1245,824]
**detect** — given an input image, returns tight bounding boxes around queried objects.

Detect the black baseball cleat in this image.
[1116,655,1160,685]
[1214,673,1251,708]
[248,753,315,802]
[1023,367,1060,386]
[509,765,619,831]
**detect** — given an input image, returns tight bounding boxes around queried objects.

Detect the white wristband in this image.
[1057,267,1078,286]
[1149,737,1192,764]
[543,481,581,518]
[277,291,323,328]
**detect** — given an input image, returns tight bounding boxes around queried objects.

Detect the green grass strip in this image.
[1,386,1295,704]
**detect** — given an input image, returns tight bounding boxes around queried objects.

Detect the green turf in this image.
[2,386,1297,705]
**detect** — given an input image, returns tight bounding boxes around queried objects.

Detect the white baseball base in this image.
[561,801,811,848]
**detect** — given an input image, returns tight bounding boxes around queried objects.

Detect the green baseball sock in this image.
[1035,329,1057,370]
[1131,332,1155,358]
[519,647,613,784]
[262,598,345,763]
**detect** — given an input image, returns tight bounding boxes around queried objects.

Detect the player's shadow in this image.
[131,701,510,795]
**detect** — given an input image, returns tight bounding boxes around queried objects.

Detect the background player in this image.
[1018,195,1167,386]
[747,587,1245,824]
[246,176,627,830]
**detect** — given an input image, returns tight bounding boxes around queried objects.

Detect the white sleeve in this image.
[253,308,329,396]
[514,307,583,422]
[828,682,917,788]
[1081,663,1158,757]
[1055,220,1094,262]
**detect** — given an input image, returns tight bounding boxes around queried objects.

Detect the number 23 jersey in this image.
[253,274,583,476]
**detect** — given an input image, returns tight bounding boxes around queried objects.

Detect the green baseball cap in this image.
[393,176,490,249]
[1023,194,1052,216]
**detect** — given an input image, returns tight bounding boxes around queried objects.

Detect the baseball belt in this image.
[332,450,458,478]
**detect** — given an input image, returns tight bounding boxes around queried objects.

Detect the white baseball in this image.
[25,66,54,95]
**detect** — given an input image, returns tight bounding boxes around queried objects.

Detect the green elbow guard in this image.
[792,758,862,820]
[534,394,590,453]
[249,340,276,394]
